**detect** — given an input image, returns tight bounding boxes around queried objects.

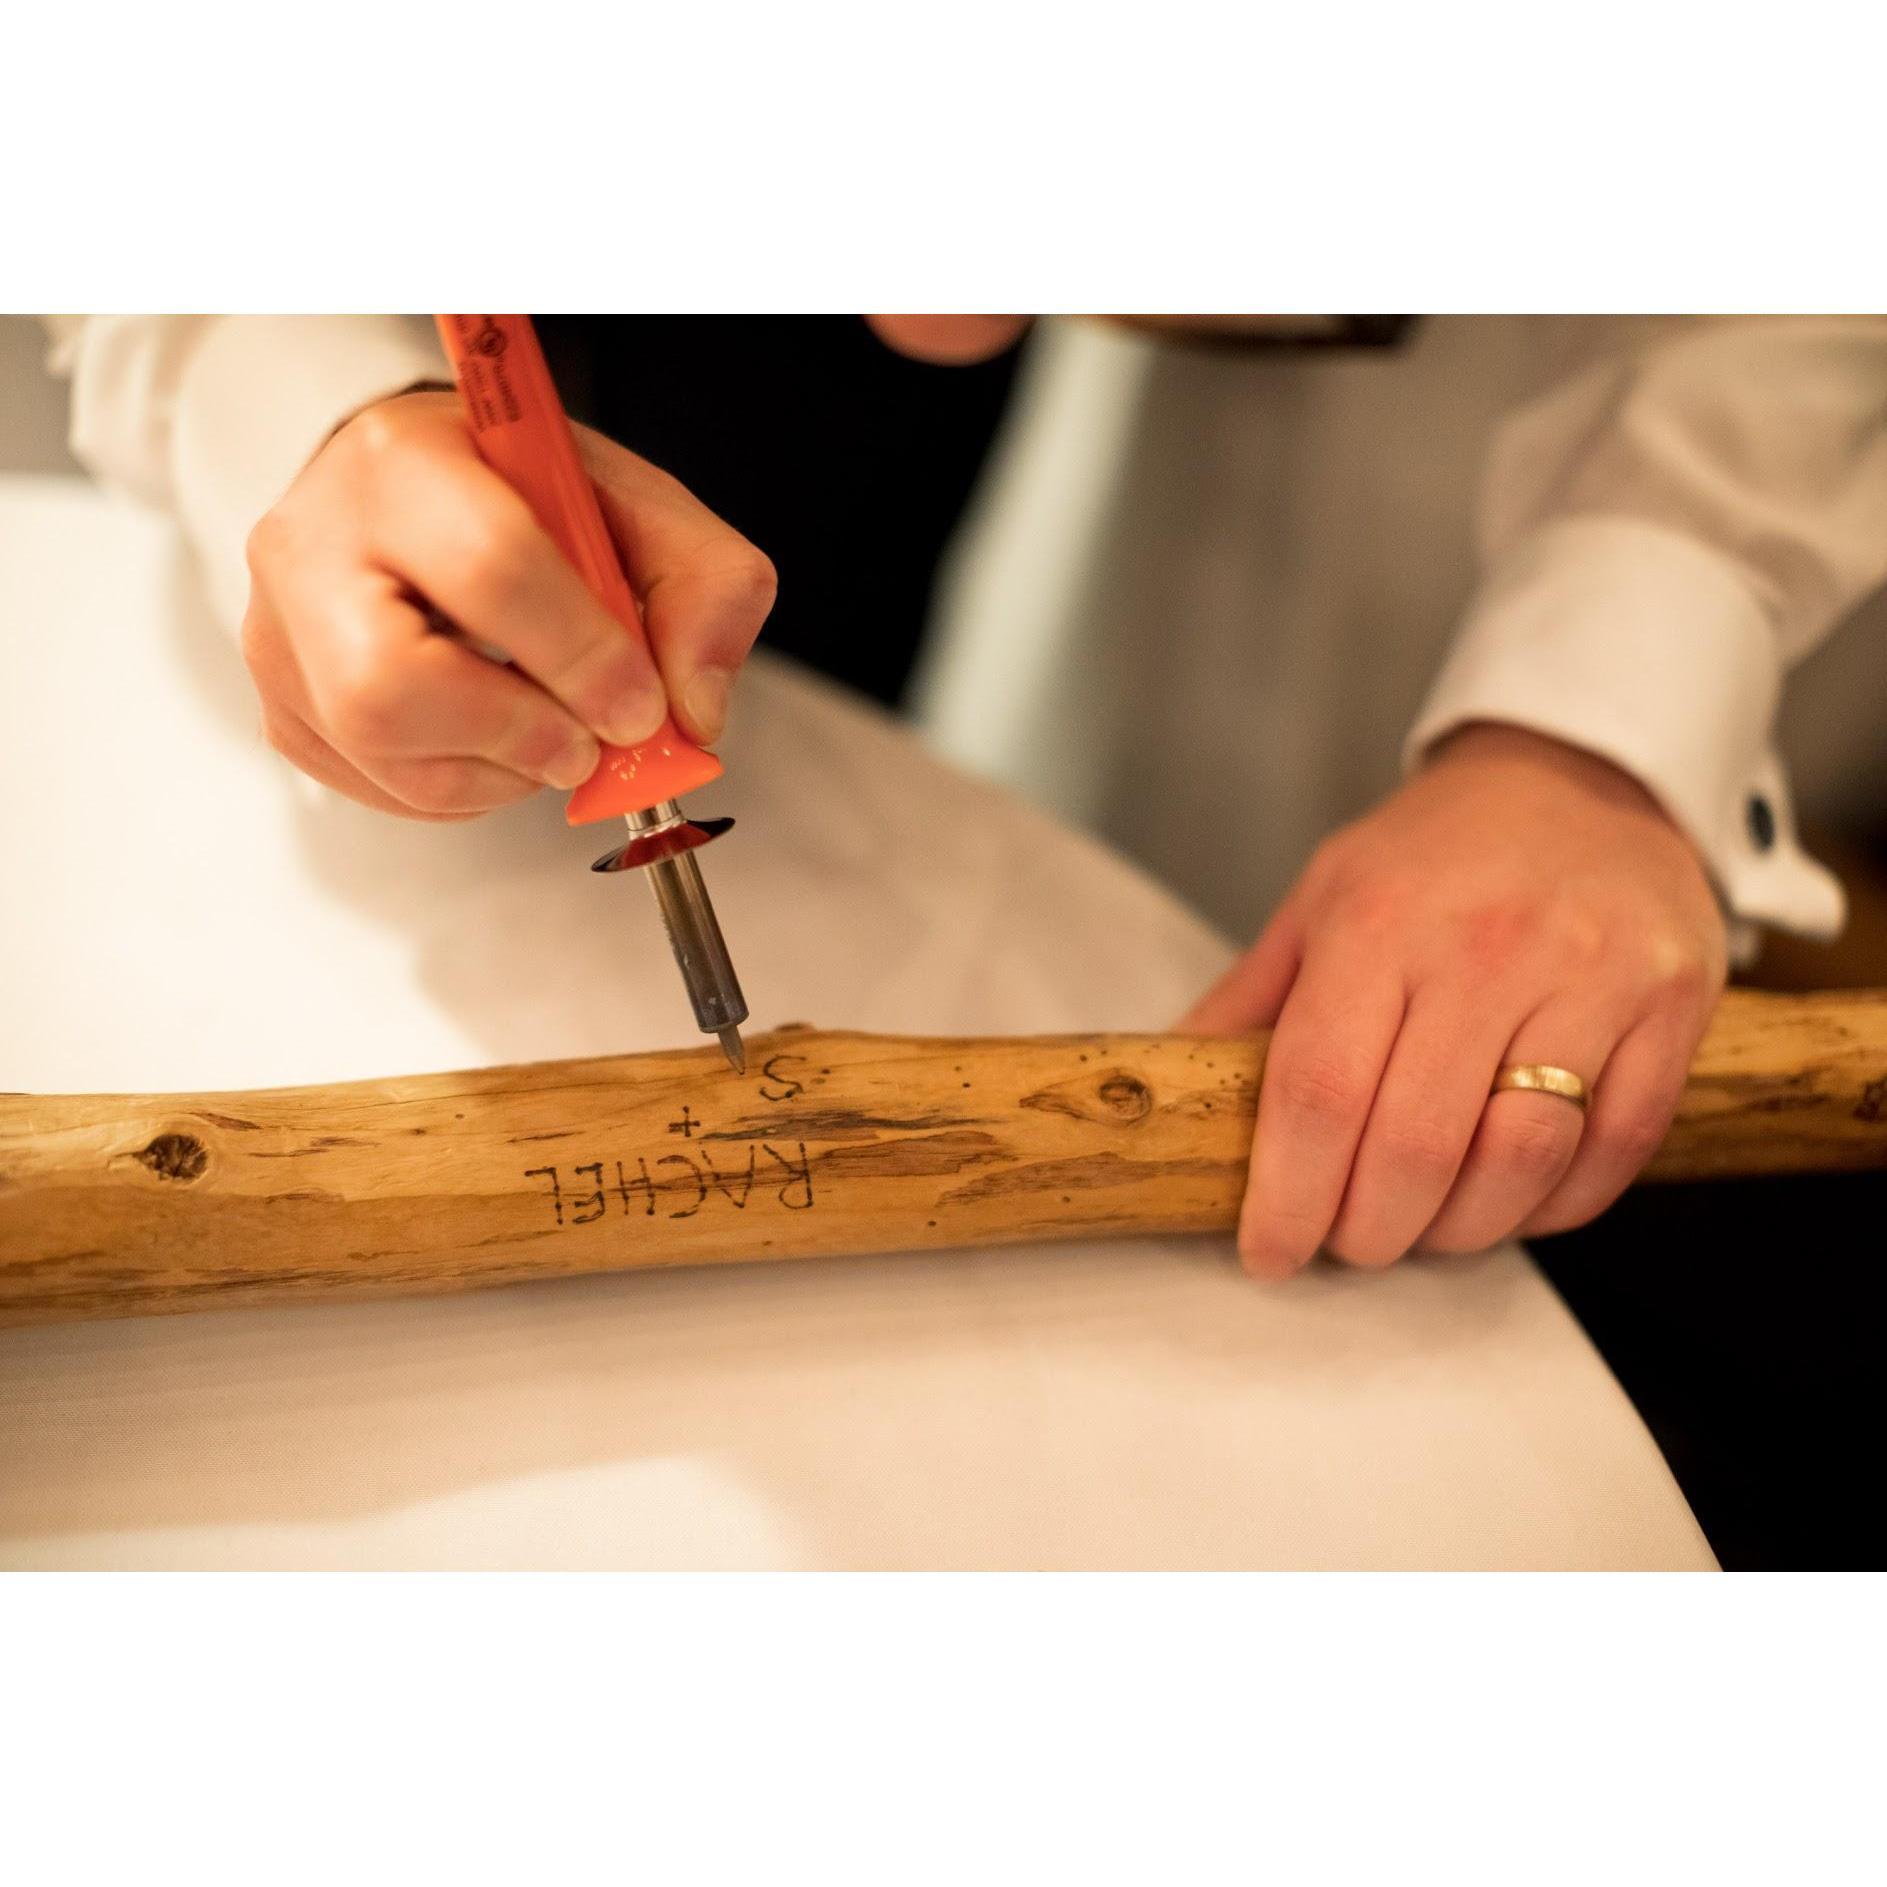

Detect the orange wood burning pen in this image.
[434,314,749,1070]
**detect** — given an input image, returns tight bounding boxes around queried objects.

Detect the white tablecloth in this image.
[0,478,1713,1567]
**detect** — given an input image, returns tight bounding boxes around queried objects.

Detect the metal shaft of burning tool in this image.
[624,802,748,1071]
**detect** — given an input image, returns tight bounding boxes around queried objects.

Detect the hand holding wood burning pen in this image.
[237,318,777,1059]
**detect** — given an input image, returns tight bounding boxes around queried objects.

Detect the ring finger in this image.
[1419,999,1621,1254]
[1520,1007,1702,1237]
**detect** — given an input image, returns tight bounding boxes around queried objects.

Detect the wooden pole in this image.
[2,988,1883,1328]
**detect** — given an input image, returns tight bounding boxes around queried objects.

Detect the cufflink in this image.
[1746,793,1777,852]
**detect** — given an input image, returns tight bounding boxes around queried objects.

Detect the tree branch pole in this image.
[3,989,1883,1328]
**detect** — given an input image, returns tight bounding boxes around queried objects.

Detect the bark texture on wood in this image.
[2,989,1883,1328]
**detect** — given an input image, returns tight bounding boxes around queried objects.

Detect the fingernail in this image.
[544,736,599,790]
[683,668,733,745]
[600,690,667,749]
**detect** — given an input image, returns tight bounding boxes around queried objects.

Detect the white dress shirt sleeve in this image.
[40,314,448,632]
[1406,315,1887,945]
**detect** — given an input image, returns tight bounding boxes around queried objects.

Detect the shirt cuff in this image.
[169,315,448,631]
[1405,515,1847,947]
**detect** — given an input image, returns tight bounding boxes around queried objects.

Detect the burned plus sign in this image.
[668,1106,699,1139]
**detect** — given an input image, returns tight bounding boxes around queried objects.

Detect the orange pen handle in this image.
[433,314,723,822]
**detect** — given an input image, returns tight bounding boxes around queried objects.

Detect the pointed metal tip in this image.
[717,1025,747,1075]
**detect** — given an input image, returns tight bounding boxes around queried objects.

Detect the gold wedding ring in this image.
[1491,1064,1590,1111]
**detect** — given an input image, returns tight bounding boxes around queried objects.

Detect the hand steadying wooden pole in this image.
[2,988,1883,1329]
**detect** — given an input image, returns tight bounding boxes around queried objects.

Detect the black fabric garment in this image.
[533,316,1420,708]
[1531,1169,1886,1570]
[536,315,1025,710]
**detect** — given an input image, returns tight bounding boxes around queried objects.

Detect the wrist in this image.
[1424,719,1671,822]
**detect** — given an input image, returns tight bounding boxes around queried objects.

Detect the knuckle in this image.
[1302,830,1363,899]
[1640,920,1726,1009]
[500,720,557,771]
[545,636,641,716]
[1488,1107,1579,1183]
[1652,948,1712,1008]
[1330,876,1412,937]
[243,509,284,577]
[725,543,778,619]
[1592,1105,1671,1171]
[1549,906,1609,974]
[394,761,481,817]
[1454,896,1539,972]
[238,605,270,672]
[1300,837,1339,892]
[343,404,402,463]
[1275,1052,1371,1124]
[325,664,408,753]
[1377,1114,1465,1184]
[508,718,586,777]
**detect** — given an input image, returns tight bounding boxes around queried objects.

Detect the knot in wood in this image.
[136,1132,208,1183]
[1096,1074,1153,1121]
[1022,1068,1154,1127]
